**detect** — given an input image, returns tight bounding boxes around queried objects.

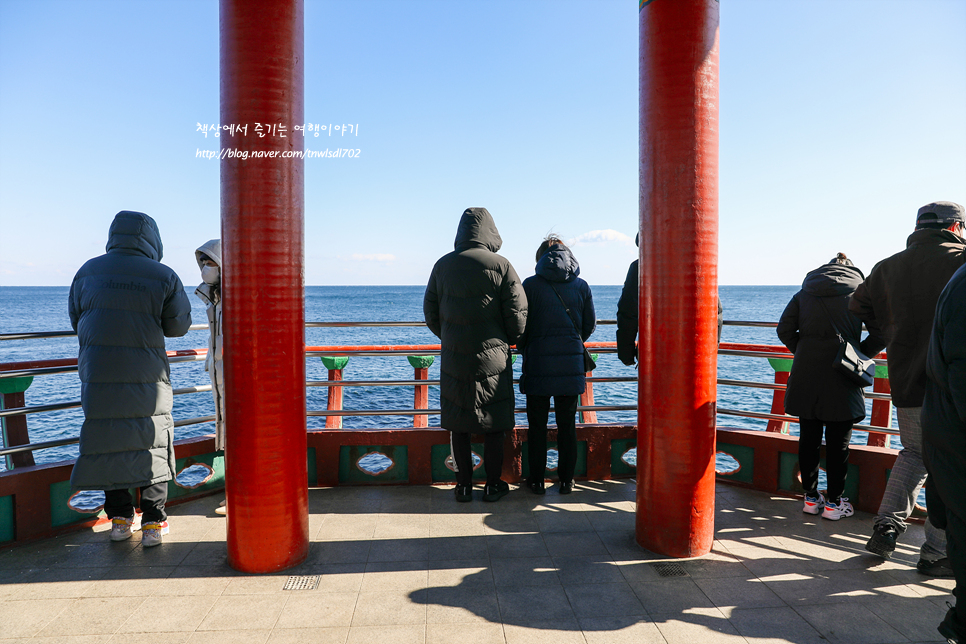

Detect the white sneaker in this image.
[215,504,227,516]
[822,497,854,521]
[803,492,825,515]
[141,520,169,547]
[110,516,135,541]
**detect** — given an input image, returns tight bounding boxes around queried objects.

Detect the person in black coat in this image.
[616,233,723,366]
[777,253,885,521]
[517,237,595,494]
[424,208,528,502]
[921,263,966,642]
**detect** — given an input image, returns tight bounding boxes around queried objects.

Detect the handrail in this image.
[0,319,622,341]
[717,407,898,436]
[0,325,900,459]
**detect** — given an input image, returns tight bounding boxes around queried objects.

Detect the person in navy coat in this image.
[517,236,595,494]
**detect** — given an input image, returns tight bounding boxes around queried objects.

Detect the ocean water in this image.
[0,284,896,478]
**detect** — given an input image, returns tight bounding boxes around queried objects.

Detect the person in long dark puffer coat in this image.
[777,253,885,522]
[424,208,528,502]
[69,211,192,546]
[517,236,595,495]
[921,263,966,643]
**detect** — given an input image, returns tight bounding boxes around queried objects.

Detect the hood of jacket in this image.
[802,262,864,297]
[454,208,502,253]
[195,239,222,269]
[535,244,580,283]
[906,227,966,250]
[105,211,163,261]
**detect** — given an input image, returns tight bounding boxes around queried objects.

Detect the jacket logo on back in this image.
[102,279,147,292]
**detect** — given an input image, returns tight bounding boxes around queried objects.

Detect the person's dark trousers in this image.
[798,418,853,501]
[104,482,168,523]
[925,443,966,638]
[526,395,579,484]
[451,431,505,487]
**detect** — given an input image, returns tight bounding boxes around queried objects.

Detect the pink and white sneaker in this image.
[822,497,854,521]
[803,492,825,515]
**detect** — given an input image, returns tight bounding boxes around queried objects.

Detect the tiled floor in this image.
[0,480,955,643]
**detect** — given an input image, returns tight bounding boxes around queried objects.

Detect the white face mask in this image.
[201,265,220,285]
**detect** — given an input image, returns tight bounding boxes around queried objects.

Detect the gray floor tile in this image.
[275,592,359,629]
[727,606,827,644]
[37,597,147,636]
[486,533,549,559]
[554,555,625,585]
[579,616,665,644]
[543,531,609,557]
[351,590,428,626]
[564,581,646,618]
[497,584,577,623]
[631,578,716,614]
[0,599,73,638]
[795,603,909,643]
[490,556,560,587]
[650,607,746,644]
[196,595,288,631]
[425,584,501,623]
[694,576,786,609]
[116,594,217,632]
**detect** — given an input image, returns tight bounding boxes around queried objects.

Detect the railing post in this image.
[407,356,434,428]
[868,363,891,447]
[765,358,792,434]
[0,376,35,469]
[321,356,349,429]
[579,353,599,424]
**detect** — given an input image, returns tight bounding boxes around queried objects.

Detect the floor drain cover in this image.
[651,562,689,578]
[283,575,320,590]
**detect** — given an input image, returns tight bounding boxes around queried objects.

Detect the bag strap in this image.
[547,281,583,337]
[816,296,846,339]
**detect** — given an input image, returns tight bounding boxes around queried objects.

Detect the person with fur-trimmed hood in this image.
[424,208,528,503]
[195,239,227,515]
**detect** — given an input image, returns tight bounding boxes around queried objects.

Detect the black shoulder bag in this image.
[817,298,875,387]
[548,282,597,372]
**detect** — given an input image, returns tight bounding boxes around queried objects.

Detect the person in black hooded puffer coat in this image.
[777,253,885,521]
[518,237,595,495]
[424,208,528,502]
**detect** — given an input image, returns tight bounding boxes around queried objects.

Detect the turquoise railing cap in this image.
[407,355,434,369]
[321,356,349,370]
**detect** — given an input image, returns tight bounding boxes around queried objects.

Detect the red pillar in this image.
[325,368,345,429]
[1,391,35,469]
[867,374,891,447]
[766,371,790,434]
[637,0,719,558]
[413,367,430,428]
[579,377,598,424]
[220,0,308,573]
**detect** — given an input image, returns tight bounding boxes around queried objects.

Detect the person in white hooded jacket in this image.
[195,239,226,514]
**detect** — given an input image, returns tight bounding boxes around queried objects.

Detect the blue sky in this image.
[0,0,963,287]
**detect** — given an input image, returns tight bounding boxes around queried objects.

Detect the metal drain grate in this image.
[651,562,689,578]
[283,575,320,591]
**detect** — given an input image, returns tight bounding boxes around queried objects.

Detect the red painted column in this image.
[637,0,719,558]
[220,0,308,573]
[325,368,345,429]
[413,367,430,428]
[1,391,35,469]
[867,375,891,447]
[766,371,790,434]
